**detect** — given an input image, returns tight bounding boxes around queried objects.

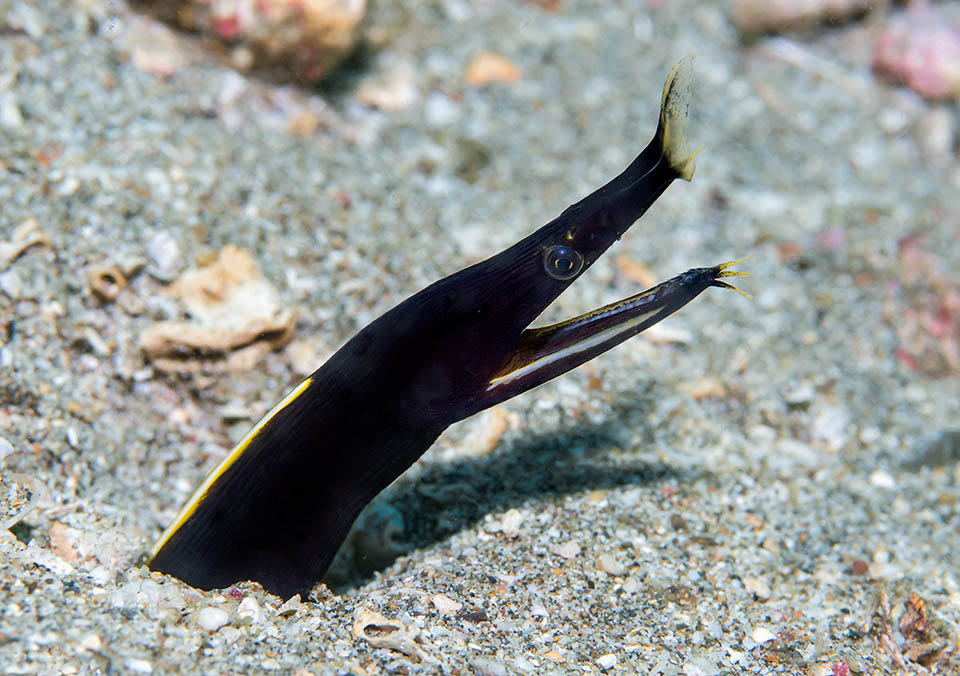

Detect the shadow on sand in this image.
[324,396,689,592]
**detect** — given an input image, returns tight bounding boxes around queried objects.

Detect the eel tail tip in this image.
[659,55,698,182]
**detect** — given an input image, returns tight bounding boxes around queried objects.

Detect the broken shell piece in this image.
[464,52,522,87]
[352,607,423,661]
[0,218,52,270]
[87,264,128,302]
[49,522,84,565]
[0,471,42,530]
[140,245,296,374]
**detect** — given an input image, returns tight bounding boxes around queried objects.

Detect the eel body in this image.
[148,58,747,598]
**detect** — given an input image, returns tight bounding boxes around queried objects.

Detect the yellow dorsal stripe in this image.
[149,377,314,559]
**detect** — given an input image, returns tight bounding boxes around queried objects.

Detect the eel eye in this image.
[543,245,584,281]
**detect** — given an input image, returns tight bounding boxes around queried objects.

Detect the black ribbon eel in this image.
[148,58,748,598]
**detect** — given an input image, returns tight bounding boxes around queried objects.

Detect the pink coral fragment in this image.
[872,4,960,101]
[831,663,850,676]
[212,13,242,40]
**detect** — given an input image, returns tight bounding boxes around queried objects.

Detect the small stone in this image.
[784,381,816,405]
[424,92,460,127]
[677,377,726,400]
[459,609,489,623]
[474,407,509,457]
[877,106,911,136]
[917,107,955,164]
[552,541,580,559]
[8,1,46,39]
[543,649,564,663]
[743,576,771,600]
[431,593,463,616]
[355,62,418,111]
[29,543,74,576]
[776,438,819,466]
[598,553,625,576]
[49,523,83,565]
[464,52,522,87]
[587,489,608,504]
[195,606,230,632]
[0,435,14,460]
[0,270,22,299]
[237,597,264,624]
[596,653,617,670]
[869,469,896,489]
[849,559,870,576]
[514,655,535,672]
[500,508,523,538]
[124,658,153,674]
[0,94,23,130]
[285,340,321,377]
[80,635,103,651]
[470,657,509,676]
[276,595,303,618]
[806,663,833,676]
[751,626,776,644]
[683,656,722,676]
[146,231,181,278]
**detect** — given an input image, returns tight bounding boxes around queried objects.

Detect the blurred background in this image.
[1,0,958,674]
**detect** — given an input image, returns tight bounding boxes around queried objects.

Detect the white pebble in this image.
[124,658,153,674]
[0,270,22,299]
[869,469,896,489]
[784,381,815,405]
[552,541,580,559]
[743,576,771,600]
[596,653,617,670]
[683,656,722,676]
[431,593,463,616]
[146,231,181,277]
[751,626,775,644]
[424,92,460,126]
[500,508,523,538]
[0,94,23,130]
[598,553,625,576]
[237,597,264,624]
[8,1,46,39]
[195,607,230,632]
[0,436,14,461]
[775,438,819,466]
